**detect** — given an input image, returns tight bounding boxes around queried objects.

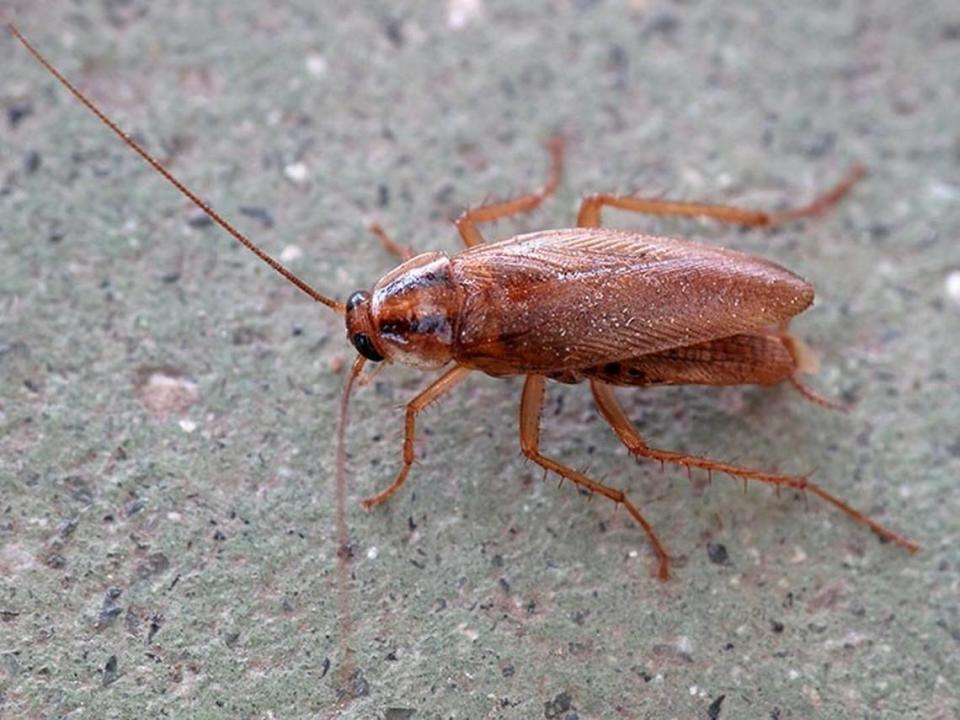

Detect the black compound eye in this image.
[346,290,369,312]
[351,332,384,362]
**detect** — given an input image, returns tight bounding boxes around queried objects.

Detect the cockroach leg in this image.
[576,164,865,228]
[357,361,387,387]
[360,365,471,509]
[455,135,564,247]
[589,381,921,554]
[777,328,850,412]
[767,164,866,225]
[520,375,672,580]
[370,222,415,261]
[787,374,849,412]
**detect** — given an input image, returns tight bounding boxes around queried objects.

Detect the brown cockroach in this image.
[10,24,919,580]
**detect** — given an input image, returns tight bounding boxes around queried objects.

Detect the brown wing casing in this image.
[549,331,797,387]
[449,229,813,376]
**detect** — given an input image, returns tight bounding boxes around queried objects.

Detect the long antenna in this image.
[7,23,346,316]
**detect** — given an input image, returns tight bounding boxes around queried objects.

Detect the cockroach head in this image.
[344,252,461,369]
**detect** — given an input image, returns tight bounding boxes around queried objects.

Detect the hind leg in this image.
[577,165,864,227]
[589,380,919,554]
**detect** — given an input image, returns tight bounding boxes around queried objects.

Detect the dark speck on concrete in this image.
[44,552,66,569]
[707,543,730,565]
[102,655,119,687]
[24,150,41,173]
[606,45,629,88]
[707,694,726,720]
[633,668,653,682]
[58,517,79,539]
[147,612,163,643]
[135,552,170,579]
[544,691,574,719]
[641,9,680,36]
[338,668,370,700]
[770,620,785,634]
[186,210,214,228]
[63,476,94,506]
[1,652,20,676]
[6,101,32,129]
[238,206,275,228]
[383,17,404,47]
[95,588,124,630]
[798,131,836,158]
[384,709,416,720]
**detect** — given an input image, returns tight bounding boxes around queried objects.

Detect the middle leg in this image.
[519,374,672,580]
[589,380,919,553]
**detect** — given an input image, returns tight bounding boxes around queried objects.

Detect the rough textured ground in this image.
[1,1,958,718]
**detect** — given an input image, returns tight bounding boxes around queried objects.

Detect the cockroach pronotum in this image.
[9,24,919,580]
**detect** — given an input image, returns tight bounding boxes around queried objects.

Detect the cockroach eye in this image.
[346,290,369,312]
[352,332,384,362]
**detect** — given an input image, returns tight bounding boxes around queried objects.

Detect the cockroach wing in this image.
[449,229,813,375]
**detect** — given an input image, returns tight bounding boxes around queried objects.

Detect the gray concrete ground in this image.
[1,1,958,718]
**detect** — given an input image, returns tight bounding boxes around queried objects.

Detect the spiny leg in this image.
[370,222,415,261]
[589,380,920,554]
[520,375,672,580]
[576,164,865,228]
[456,135,565,247]
[360,365,471,509]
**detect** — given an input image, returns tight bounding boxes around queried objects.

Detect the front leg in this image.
[361,366,471,508]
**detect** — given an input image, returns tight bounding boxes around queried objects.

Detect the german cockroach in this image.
[9,24,919,580]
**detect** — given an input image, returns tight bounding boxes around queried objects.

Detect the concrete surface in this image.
[1,1,958,718]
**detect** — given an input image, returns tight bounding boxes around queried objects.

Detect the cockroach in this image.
[9,24,919,580]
